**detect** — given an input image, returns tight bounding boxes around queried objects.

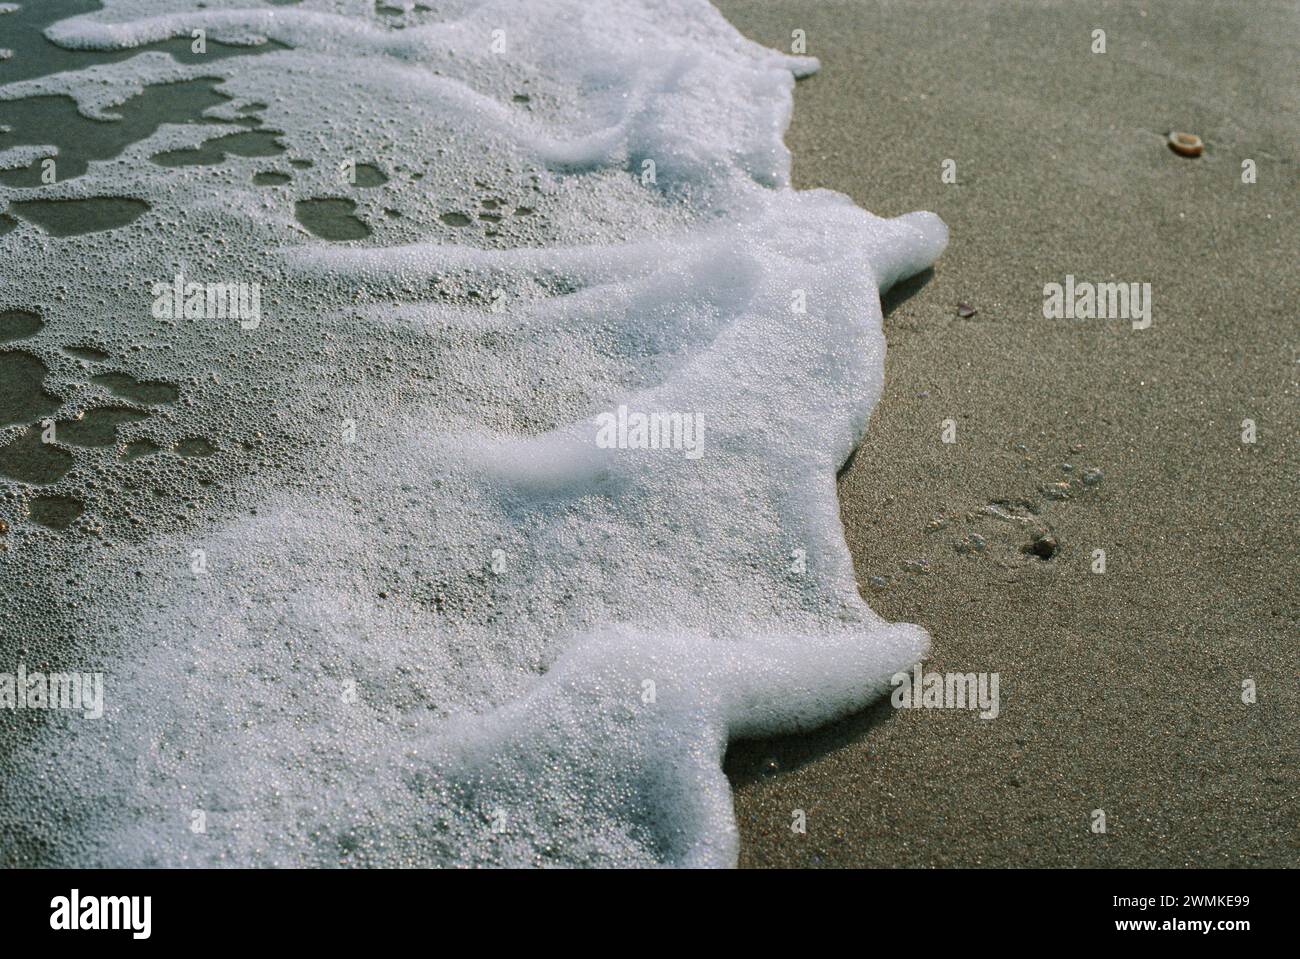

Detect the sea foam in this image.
[0,0,946,867]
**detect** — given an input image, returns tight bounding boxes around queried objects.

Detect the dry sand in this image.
[716,0,1298,867]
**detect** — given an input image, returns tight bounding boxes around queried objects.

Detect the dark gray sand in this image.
[716,0,1298,867]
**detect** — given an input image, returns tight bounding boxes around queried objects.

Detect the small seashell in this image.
[1168,131,1203,157]
[1022,528,1058,560]
[1042,481,1072,500]
[956,302,977,318]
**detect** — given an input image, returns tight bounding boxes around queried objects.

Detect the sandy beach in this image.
[717,0,1298,867]
[0,0,1293,871]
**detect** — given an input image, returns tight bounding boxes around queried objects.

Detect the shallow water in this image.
[0,0,945,867]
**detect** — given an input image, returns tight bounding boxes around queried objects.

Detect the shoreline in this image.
[717,0,1298,867]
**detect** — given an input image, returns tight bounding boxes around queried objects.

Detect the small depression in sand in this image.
[56,405,150,447]
[90,372,180,405]
[0,309,44,342]
[150,128,285,168]
[0,350,61,426]
[295,197,370,240]
[62,345,112,362]
[351,163,388,187]
[0,80,239,187]
[121,438,161,462]
[0,429,74,485]
[28,494,85,531]
[174,436,216,458]
[7,197,149,236]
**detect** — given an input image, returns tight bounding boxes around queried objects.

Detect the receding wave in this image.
[0,0,945,867]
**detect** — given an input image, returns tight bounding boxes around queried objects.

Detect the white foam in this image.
[0,0,945,867]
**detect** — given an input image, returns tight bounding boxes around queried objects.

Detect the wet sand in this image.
[717,0,1299,867]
